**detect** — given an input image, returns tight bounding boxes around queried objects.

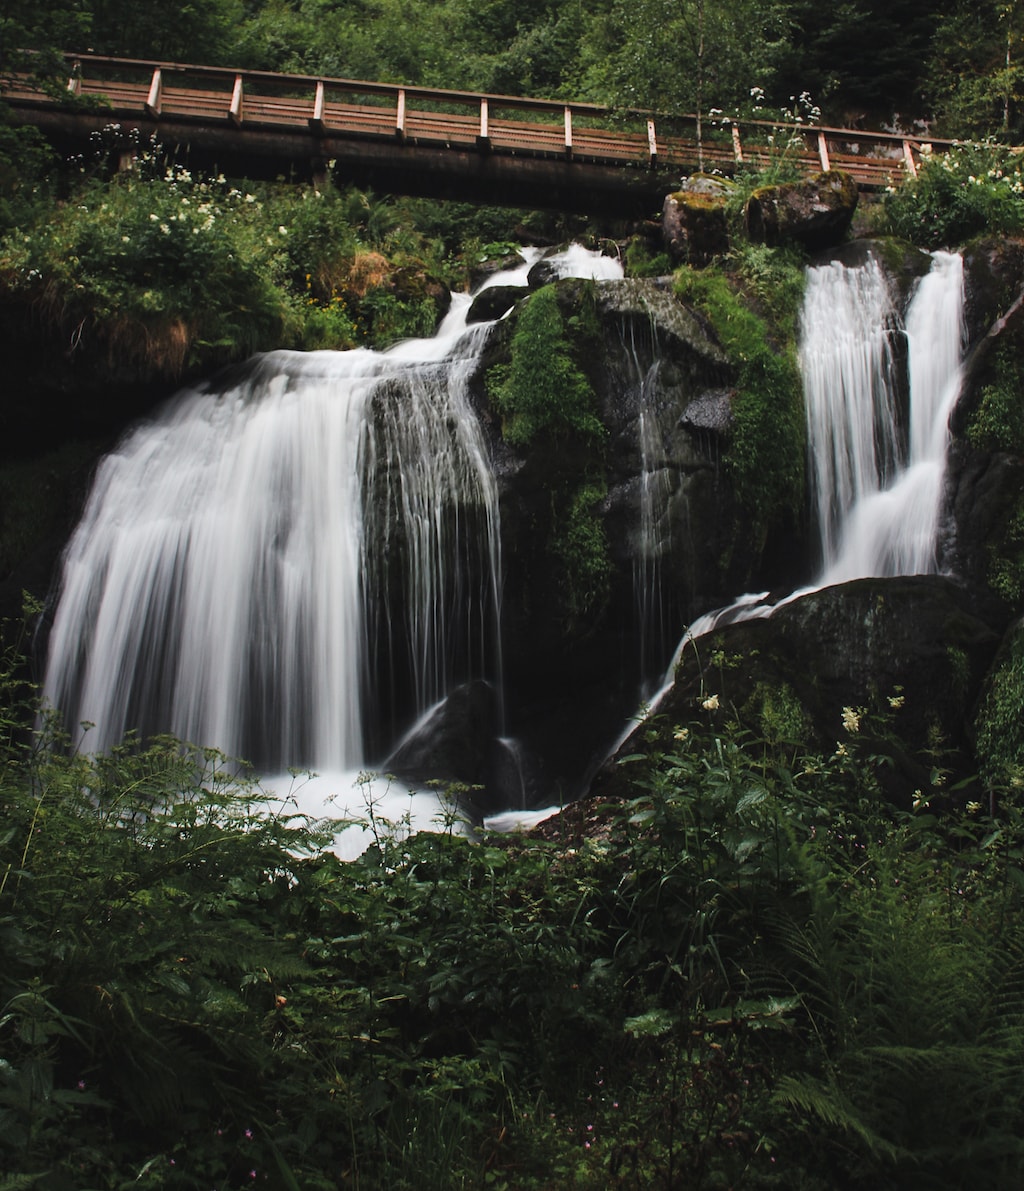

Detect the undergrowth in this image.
[0,130,460,381]
[2,618,1023,1189]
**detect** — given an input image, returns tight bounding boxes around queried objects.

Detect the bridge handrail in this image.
[13,50,976,159]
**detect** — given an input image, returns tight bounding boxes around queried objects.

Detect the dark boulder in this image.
[596,576,1001,808]
[744,170,858,250]
[466,284,529,324]
[595,571,1004,805]
[662,174,734,266]
[383,679,500,791]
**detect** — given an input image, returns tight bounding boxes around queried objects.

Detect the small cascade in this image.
[799,254,900,571]
[635,363,672,689]
[818,251,966,584]
[647,249,968,714]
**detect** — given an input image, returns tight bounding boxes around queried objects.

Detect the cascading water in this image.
[798,254,901,572]
[42,246,623,851]
[813,251,966,583]
[667,248,966,675]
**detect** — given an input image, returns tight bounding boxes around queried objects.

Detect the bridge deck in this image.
[3,54,953,212]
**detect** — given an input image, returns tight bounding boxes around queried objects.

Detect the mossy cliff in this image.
[473,252,808,799]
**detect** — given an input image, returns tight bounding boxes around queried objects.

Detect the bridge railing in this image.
[3,51,968,186]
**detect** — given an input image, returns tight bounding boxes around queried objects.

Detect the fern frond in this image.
[774,1072,907,1163]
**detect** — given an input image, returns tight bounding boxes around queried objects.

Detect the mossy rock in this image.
[662,175,735,266]
[744,170,858,251]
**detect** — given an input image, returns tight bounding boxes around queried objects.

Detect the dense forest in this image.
[3,2,1024,1190]
[4,0,1024,135]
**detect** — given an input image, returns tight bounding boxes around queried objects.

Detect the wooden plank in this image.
[145,67,162,117]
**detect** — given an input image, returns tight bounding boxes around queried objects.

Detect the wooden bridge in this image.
[3,53,950,216]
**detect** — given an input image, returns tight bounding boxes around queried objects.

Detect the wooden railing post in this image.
[731,123,743,163]
[309,80,326,132]
[395,88,406,141]
[145,68,162,117]
[478,97,490,148]
[229,74,244,126]
[564,105,573,159]
[903,139,918,178]
[817,130,830,171]
[647,119,658,166]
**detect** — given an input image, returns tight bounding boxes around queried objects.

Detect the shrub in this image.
[884,143,1024,248]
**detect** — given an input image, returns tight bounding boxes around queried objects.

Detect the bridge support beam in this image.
[17,108,675,217]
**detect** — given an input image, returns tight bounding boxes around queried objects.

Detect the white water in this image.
[654,249,967,701]
[813,251,966,584]
[42,245,623,854]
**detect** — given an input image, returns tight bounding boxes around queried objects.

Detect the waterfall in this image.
[798,254,901,571]
[43,338,499,771]
[809,250,966,584]
[670,249,966,663]
[42,246,622,849]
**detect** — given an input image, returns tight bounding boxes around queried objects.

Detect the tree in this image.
[577,0,788,125]
[925,0,1024,137]
[83,0,246,64]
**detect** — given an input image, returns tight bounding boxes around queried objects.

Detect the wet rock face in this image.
[466,284,529,324]
[943,235,1024,616]
[471,274,779,802]
[592,575,1004,808]
[744,170,858,250]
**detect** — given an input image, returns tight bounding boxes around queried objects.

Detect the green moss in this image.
[551,482,612,629]
[487,285,605,447]
[487,283,612,635]
[673,263,805,544]
[985,495,1024,607]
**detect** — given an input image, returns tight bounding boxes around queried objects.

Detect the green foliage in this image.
[0,123,57,237]
[1,147,288,375]
[673,262,805,541]
[975,624,1024,792]
[488,284,605,447]
[0,137,461,372]
[1,621,1024,1187]
[884,144,1024,248]
[968,344,1024,455]
[924,0,1024,138]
